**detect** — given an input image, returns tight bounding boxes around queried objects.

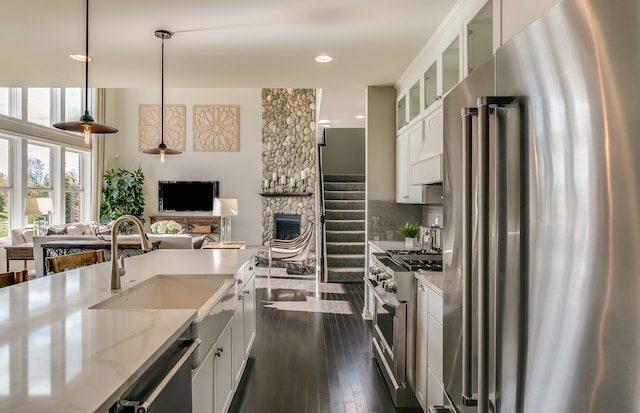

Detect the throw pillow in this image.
[66,225,84,236]
[22,229,34,243]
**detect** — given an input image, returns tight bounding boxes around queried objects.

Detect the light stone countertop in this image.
[368,240,410,252]
[0,248,257,413]
[415,271,444,294]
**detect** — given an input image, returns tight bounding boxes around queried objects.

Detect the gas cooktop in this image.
[385,249,443,272]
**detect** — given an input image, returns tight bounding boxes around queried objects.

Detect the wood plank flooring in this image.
[228,275,423,413]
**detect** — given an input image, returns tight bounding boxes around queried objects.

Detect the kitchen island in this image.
[0,248,257,413]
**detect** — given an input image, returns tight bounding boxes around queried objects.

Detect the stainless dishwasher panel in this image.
[114,337,200,413]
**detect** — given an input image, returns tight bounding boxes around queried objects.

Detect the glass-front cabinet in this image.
[467,0,494,74]
[423,61,438,110]
[441,36,460,97]
[397,95,407,130]
[409,80,421,121]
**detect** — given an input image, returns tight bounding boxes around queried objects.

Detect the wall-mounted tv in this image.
[158,181,219,212]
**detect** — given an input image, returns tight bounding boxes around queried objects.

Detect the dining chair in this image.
[267,221,315,279]
[45,250,106,274]
[0,269,29,288]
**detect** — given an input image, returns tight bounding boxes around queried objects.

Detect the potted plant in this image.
[398,223,420,248]
[100,167,146,234]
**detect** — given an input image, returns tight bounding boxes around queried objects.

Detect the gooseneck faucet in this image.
[110,215,153,290]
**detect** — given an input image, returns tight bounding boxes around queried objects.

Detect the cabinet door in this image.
[407,122,425,203]
[415,282,429,411]
[192,350,214,413]
[243,276,256,359]
[396,132,410,202]
[233,293,245,386]
[214,325,234,413]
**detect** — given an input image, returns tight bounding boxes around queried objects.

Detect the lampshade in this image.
[53,0,118,143]
[213,198,239,216]
[24,198,54,216]
[143,29,181,162]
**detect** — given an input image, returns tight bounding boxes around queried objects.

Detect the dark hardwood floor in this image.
[228,275,422,413]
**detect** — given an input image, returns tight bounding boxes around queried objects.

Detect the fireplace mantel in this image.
[259,192,312,197]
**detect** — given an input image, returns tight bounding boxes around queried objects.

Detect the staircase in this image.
[323,174,366,282]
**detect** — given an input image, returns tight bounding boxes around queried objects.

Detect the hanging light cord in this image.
[84,0,89,112]
[160,34,165,145]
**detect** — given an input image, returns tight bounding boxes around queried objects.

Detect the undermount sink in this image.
[90,273,237,368]
[90,274,235,319]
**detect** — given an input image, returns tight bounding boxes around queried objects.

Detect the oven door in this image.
[367,278,407,384]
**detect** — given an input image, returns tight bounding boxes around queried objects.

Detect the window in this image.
[27,88,51,127]
[65,151,83,223]
[0,138,10,240]
[0,88,8,116]
[64,88,82,122]
[26,144,53,225]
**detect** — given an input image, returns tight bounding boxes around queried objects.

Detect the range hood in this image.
[410,110,443,185]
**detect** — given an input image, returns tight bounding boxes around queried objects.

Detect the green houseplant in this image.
[398,223,420,248]
[100,167,146,234]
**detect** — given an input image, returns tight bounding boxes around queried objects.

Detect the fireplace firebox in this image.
[274,214,301,240]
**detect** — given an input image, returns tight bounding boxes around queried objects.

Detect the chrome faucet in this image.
[110,215,153,290]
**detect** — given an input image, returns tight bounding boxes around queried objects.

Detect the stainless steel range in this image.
[367,249,442,408]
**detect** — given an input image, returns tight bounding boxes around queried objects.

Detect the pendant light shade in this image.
[53,0,118,143]
[143,29,181,162]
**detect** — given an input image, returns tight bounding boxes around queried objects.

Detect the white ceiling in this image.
[1,0,456,128]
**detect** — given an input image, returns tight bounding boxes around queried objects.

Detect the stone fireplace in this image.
[261,88,316,246]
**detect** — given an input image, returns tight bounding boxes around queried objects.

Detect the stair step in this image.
[325,230,365,242]
[324,191,365,200]
[326,242,365,254]
[324,182,365,191]
[325,219,365,231]
[325,200,365,210]
[327,254,366,267]
[326,267,366,283]
[325,210,365,220]
[323,174,365,183]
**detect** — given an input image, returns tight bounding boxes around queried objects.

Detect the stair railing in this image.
[317,129,328,282]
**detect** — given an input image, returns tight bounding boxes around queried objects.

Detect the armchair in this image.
[267,221,315,279]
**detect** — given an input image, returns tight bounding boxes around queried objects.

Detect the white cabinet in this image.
[396,122,425,203]
[192,321,233,413]
[415,281,430,410]
[415,278,444,411]
[410,106,443,186]
[193,258,258,413]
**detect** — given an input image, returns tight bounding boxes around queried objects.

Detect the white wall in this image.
[323,128,365,175]
[104,88,263,245]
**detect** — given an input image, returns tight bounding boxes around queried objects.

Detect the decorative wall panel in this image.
[193,105,240,152]
[138,104,186,152]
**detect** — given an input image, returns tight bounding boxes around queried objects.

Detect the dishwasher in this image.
[111,330,200,413]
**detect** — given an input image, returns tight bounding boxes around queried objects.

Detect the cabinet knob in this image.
[419,284,426,292]
[215,347,224,357]
[244,290,250,295]
[238,294,244,300]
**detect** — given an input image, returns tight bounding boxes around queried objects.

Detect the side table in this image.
[4,243,34,271]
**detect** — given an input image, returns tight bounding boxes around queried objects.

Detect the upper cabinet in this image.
[423,61,438,111]
[442,36,460,96]
[467,0,494,75]
[397,95,407,130]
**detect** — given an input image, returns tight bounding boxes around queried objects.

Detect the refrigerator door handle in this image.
[461,107,478,407]
[476,96,515,413]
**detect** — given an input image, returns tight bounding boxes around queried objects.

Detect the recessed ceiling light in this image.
[355,115,365,119]
[318,119,331,124]
[69,54,91,62]
[315,55,333,63]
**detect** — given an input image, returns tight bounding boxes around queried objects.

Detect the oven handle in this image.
[365,278,399,317]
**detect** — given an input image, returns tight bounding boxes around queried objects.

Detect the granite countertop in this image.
[0,248,257,413]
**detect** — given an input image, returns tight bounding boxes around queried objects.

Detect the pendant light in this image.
[53,0,118,143]
[143,30,182,162]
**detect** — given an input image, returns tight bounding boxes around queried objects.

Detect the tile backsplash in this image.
[368,200,443,241]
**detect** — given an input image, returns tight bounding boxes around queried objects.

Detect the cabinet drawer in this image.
[428,287,443,323]
[427,313,443,382]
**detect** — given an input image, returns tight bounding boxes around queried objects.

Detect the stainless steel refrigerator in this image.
[441,0,640,412]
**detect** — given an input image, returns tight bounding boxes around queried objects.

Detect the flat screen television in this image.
[158,181,219,212]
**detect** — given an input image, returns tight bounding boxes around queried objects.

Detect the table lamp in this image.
[24,197,54,236]
[213,198,238,244]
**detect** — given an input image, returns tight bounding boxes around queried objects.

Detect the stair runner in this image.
[323,174,365,282]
